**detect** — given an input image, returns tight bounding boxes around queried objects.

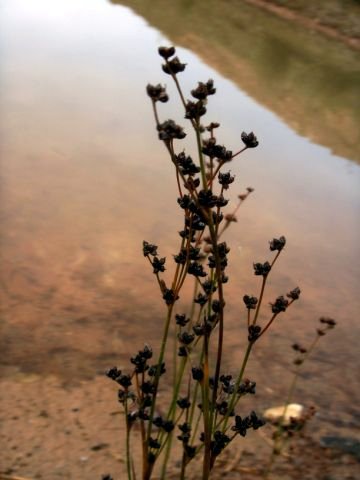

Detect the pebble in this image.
[263,403,304,424]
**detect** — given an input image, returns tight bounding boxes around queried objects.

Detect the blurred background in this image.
[0,0,359,478]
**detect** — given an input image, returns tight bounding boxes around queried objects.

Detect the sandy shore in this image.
[0,373,358,480]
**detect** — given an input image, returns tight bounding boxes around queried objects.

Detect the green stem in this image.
[158,356,188,448]
[124,395,133,480]
[135,374,147,478]
[265,334,322,478]
[253,250,282,326]
[201,333,211,479]
[146,305,174,445]
[207,220,225,428]
[221,342,253,432]
[275,335,321,450]
[189,381,200,437]
[180,451,187,480]
[160,432,174,480]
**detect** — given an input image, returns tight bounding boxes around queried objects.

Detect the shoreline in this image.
[244,0,360,50]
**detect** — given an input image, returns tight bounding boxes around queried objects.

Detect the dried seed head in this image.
[185,100,207,119]
[192,366,204,382]
[191,79,216,100]
[157,119,186,141]
[248,325,261,342]
[253,261,271,276]
[146,83,168,103]
[177,397,191,409]
[270,296,289,314]
[241,131,259,148]
[175,314,190,326]
[143,240,158,257]
[162,57,186,75]
[158,46,175,59]
[218,171,235,189]
[287,287,301,300]
[243,295,258,310]
[319,317,336,327]
[269,236,286,252]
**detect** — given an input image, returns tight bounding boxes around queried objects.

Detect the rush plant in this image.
[106,46,306,480]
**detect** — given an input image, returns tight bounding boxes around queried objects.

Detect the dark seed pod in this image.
[158,46,176,59]
[241,131,259,148]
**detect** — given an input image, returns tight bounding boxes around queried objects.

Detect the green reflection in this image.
[110,0,360,163]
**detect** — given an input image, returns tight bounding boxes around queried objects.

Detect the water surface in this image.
[0,0,359,439]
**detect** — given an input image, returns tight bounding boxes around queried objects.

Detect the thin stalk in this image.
[189,381,200,436]
[145,256,164,293]
[155,357,189,477]
[124,396,133,480]
[179,376,193,479]
[258,299,295,340]
[221,342,253,432]
[253,250,282,325]
[170,70,188,112]
[210,433,237,470]
[231,146,247,159]
[257,313,277,339]
[208,160,225,186]
[146,305,174,444]
[164,357,188,432]
[207,220,225,426]
[189,279,199,321]
[180,451,187,480]
[195,119,208,190]
[217,192,252,239]
[201,333,211,479]
[190,405,202,444]
[252,275,267,325]
[151,100,160,127]
[173,325,178,389]
[160,432,174,480]
[266,333,322,477]
[158,410,185,459]
[135,373,147,478]
[165,141,198,204]
[208,144,249,186]
[214,186,224,237]
[209,157,214,188]
[168,139,183,198]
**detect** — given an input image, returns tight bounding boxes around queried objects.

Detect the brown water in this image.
[0,0,359,439]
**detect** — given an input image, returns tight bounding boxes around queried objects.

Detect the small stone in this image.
[263,404,304,425]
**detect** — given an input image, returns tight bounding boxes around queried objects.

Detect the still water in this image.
[0,0,359,437]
